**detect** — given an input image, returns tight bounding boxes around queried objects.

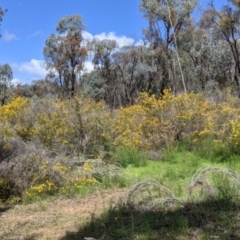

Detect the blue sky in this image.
[0,0,228,84]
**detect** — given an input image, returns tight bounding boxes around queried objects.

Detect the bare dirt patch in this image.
[0,188,127,240]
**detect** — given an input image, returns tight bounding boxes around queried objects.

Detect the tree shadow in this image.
[0,205,11,216]
[60,198,240,240]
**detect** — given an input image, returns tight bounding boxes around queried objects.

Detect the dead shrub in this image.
[125,179,181,211]
[0,136,28,163]
[189,166,240,201]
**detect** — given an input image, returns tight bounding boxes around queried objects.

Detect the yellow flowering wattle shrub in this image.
[113,104,145,149]
[23,159,98,202]
[112,89,240,153]
[2,91,240,154]
[14,95,112,154]
[0,97,29,122]
[112,90,210,150]
[194,92,240,153]
[139,90,209,148]
[0,97,29,137]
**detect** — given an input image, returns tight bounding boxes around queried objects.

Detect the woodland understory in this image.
[2,1,240,239]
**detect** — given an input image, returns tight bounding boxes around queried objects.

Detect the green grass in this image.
[58,146,240,203]
[123,150,211,200]
[60,147,240,240]
[113,148,148,168]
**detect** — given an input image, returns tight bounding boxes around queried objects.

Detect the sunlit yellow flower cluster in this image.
[113,90,240,151]
[22,160,97,202]
[113,90,210,149]
[0,97,29,137]
[0,97,29,122]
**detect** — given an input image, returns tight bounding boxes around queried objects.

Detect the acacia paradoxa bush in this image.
[1,91,240,153]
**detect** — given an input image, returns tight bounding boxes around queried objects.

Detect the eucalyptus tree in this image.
[88,38,120,108]
[82,71,106,101]
[177,25,233,92]
[200,1,240,95]
[140,0,198,94]
[89,37,164,107]
[0,9,12,104]
[112,45,143,105]
[44,15,88,97]
[113,45,163,105]
[12,83,34,98]
[0,64,13,105]
[191,33,232,91]
[89,38,155,107]
[0,7,7,38]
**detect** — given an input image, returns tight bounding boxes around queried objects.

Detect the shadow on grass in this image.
[60,198,240,240]
[0,206,11,216]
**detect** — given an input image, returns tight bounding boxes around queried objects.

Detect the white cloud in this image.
[27,30,42,39]
[135,39,145,46]
[11,78,21,85]
[82,31,135,47]
[81,31,143,74]
[3,31,18,42]
[95,32,134,47]
[17,59,47,78]
[83,61,94,73]
[14,59,93,80]
[82,31,94,41]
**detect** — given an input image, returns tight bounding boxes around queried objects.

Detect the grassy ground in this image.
[1,148,240,239]
[64,149,240,240]
[121,149,240,201]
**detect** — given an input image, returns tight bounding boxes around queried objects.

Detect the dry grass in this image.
[0,188,127,240]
